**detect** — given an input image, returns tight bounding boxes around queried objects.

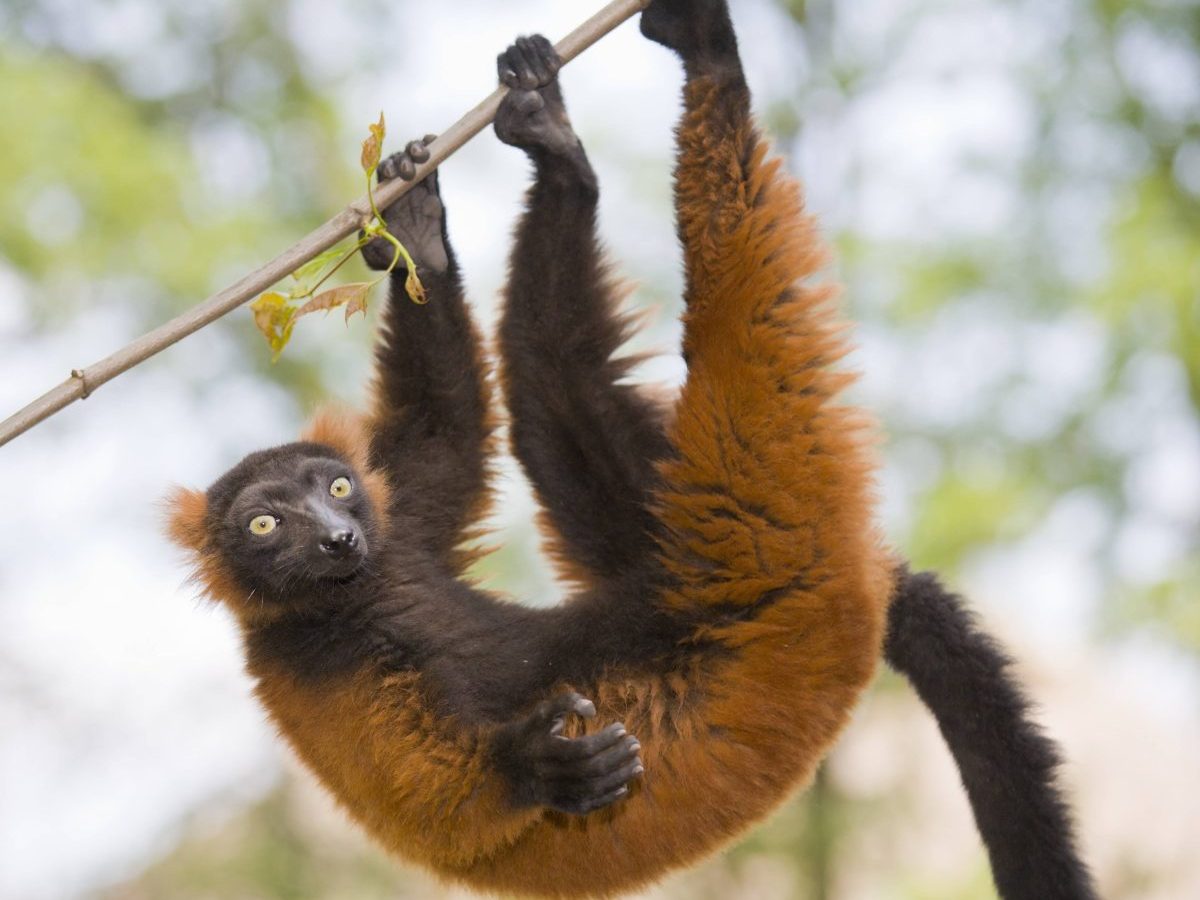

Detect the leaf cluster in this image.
[249,113,425,361]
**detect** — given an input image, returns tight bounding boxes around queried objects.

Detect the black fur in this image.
[204,443,379,602]
[363,146,493,567]
[886,569,1099,899]
[496,35,672,588]
[641,0,741,78]
[492,692,644,815]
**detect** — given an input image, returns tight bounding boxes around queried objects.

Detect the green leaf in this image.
[290,247,351,291]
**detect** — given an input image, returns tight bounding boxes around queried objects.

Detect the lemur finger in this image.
[584,757,644,796]
[422,133,437,146]
[541,729,634,771]
[541,734,640,777]
[544,722,628,760]
[378,153,400,181]
[568,786,629,816]
[396,155,417,181]
[534,692,596,736]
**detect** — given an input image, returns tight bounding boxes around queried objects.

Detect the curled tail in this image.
[885,568,1100,900]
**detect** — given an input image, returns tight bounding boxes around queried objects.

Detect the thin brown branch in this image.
[0,0,651,449]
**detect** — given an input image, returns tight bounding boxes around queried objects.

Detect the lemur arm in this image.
[362,144,493,571]
[495,37,672,589]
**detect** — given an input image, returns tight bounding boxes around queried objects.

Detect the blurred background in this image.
[1,0,1197,897]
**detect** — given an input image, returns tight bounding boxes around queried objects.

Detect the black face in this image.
[206,443,376,604]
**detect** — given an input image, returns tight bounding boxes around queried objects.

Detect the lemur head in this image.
[167,411,391,624]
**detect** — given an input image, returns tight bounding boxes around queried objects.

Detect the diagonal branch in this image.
[0,0,651,449]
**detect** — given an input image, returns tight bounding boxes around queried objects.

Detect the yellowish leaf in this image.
[404,268,426,304]
[361,111,386,175]
[344,292,369,323]
[249,291,298,362]
[295,282,372,320]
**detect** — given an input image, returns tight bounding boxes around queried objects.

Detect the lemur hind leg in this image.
[645,0,889,739]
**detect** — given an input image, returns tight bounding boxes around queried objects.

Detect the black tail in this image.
[884,567,1100,900]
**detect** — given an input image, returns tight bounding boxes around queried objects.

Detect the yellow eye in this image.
[330,476,353,498]
[249,515,277,536]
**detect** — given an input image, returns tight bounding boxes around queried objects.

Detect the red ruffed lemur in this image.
[167,2,1098,897]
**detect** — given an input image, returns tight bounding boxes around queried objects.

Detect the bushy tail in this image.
[884,568,1100,900]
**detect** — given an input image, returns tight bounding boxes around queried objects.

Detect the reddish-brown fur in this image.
[169,69,891,896]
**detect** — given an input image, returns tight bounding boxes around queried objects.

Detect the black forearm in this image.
[373,257,487,439]
[500,154,669,582]
[369,257,493,559]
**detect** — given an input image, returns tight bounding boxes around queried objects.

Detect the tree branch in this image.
[0,0,651,449]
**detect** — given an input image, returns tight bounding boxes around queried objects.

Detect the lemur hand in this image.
[494,691,643,816]
[361,135,449,274]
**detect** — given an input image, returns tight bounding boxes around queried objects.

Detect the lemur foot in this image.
[361,135,449,274]
[496,691,643,816]
[494,36,582,160]
[641,0,739,69]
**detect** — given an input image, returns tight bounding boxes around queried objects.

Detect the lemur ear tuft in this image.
[302,407,372,471]
[164,486,209,553]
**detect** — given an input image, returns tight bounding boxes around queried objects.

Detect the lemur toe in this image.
[378,151,415,182]
[517,37,544,80]
[405,139,430,164]
[529,34,561,75]
[497,53,519,88]
[503,43,539,90]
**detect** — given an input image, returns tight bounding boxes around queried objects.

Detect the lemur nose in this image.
[320,529,358,558]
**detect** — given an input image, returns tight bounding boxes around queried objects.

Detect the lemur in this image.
[167,1,1097,897]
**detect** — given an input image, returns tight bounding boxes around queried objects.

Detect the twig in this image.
[0,0,651,449]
